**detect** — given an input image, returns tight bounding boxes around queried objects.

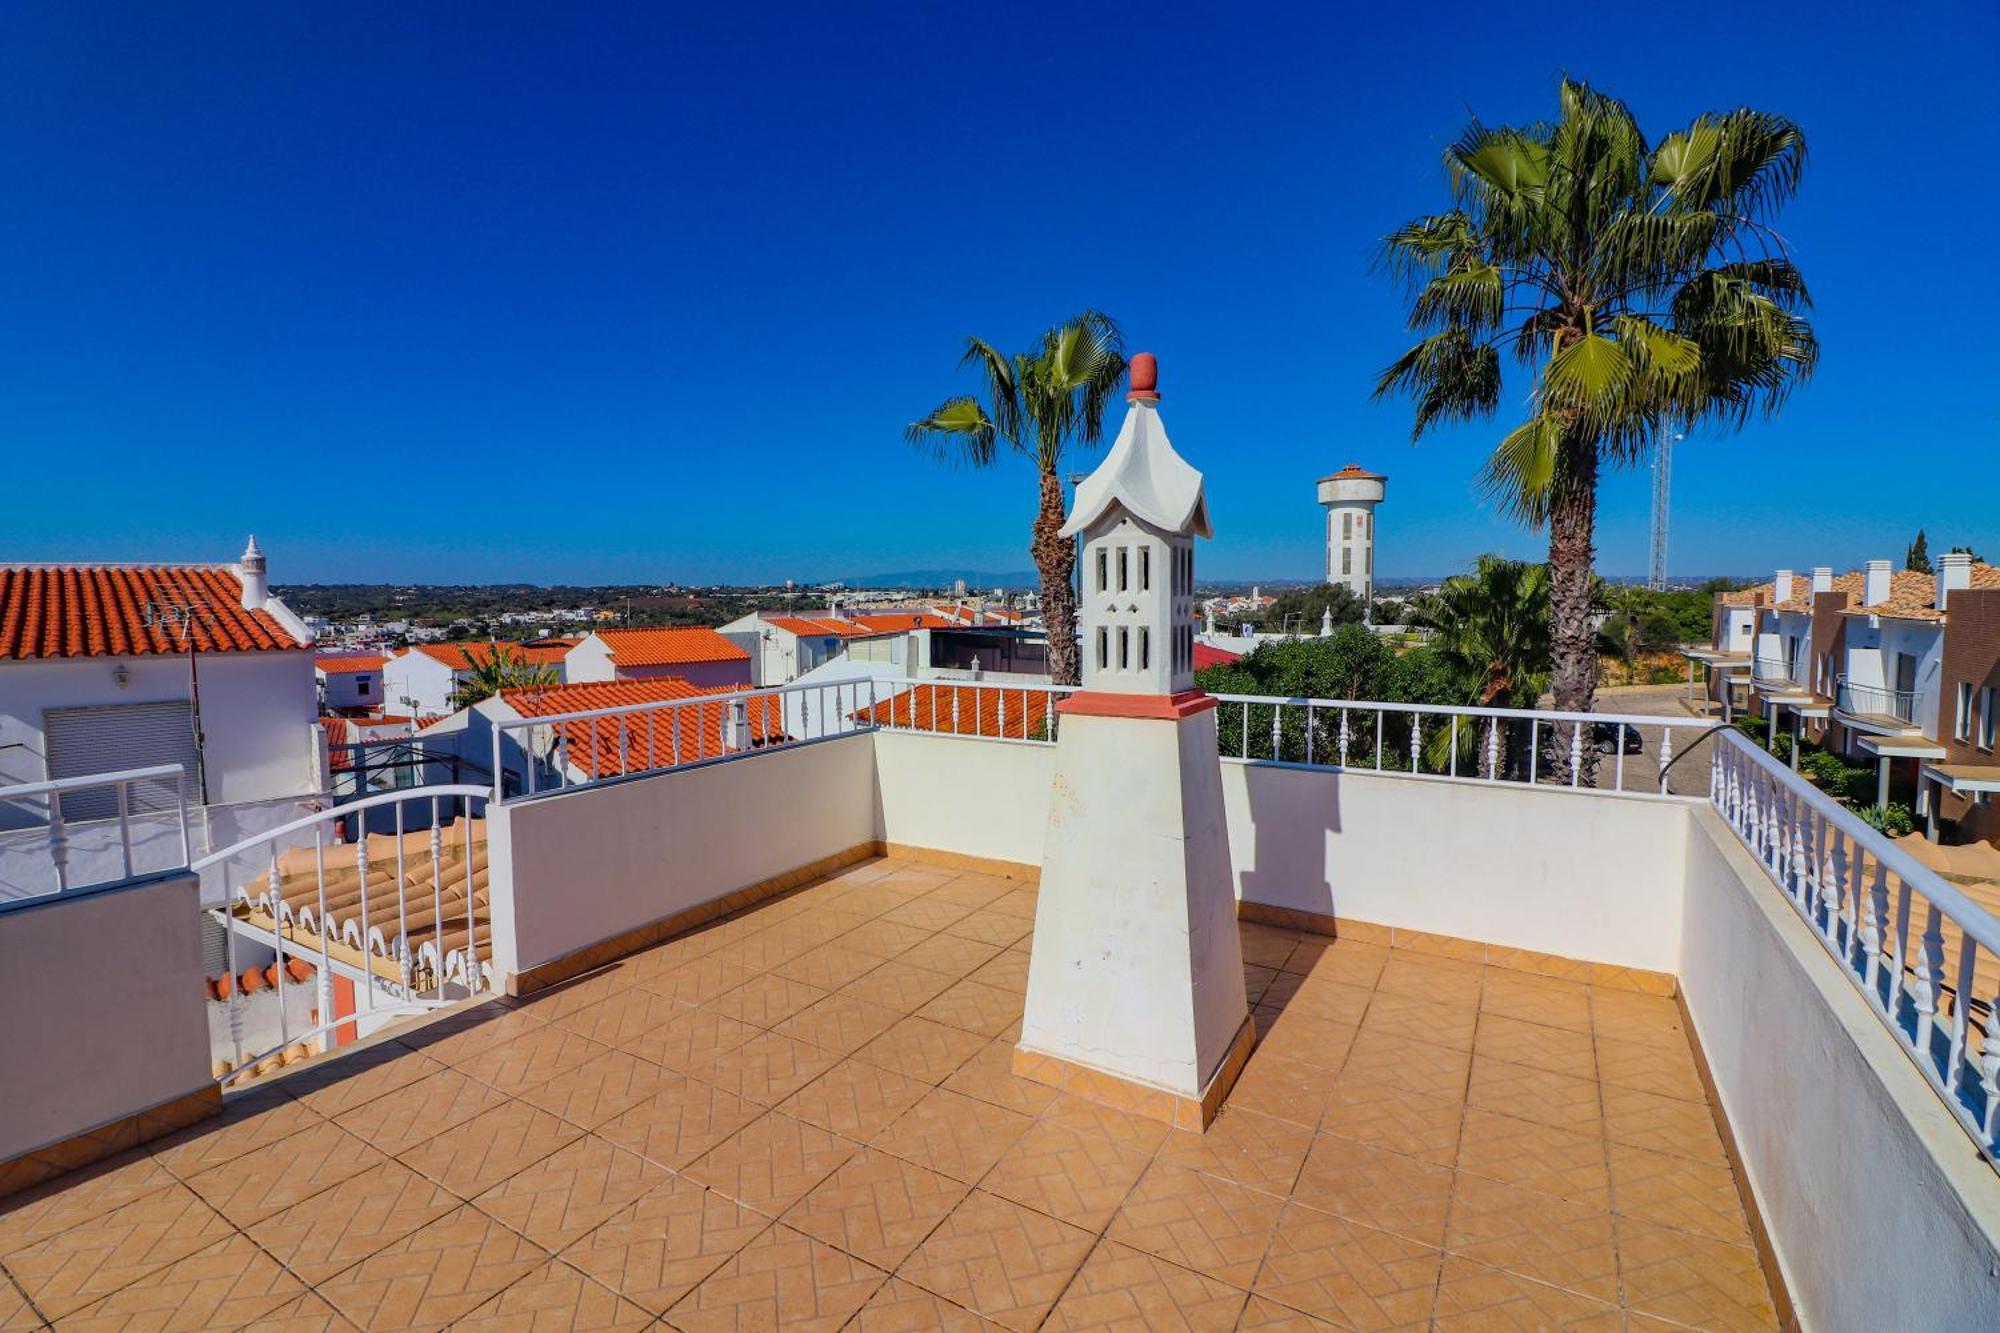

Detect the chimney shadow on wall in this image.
[1235,761,1342,924]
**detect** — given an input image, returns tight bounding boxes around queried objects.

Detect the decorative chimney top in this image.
[238,534,269,612]
[1127,352,1159,403]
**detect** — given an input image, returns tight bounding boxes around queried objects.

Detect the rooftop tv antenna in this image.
[144,596,216,803]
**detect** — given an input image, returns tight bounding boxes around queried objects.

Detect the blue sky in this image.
[2,2,1994,585]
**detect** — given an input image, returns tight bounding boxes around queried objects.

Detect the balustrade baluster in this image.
[1914,905,1946,1075]
[1949,942,1978,1099]
[1568,722,1583,787]
[1485,717,1500,780]
[1861,862,1890,1003]
[1409,714,1420,773]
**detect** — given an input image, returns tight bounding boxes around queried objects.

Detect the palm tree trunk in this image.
[1032,467,1080,686]
[1546,438,1599,782]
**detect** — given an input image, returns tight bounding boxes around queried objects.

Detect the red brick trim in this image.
[1056,689,1217,720]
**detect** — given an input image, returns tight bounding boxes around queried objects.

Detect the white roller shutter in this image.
[43,700,200,819]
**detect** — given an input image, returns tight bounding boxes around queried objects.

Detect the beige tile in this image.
[839,960,959,1014]
[184,1118,389,1225]
[870,1087,1034,1184]
[449,1024,609,1096]
[979,1110,1155,1232]
[1045,1239,1250,1329]
[333,1067,511,1156]
[851,1276,998,1330]
[664,1223,886,1332]
[247,1158,460,1284]
[554,988,689,1048]
[780,1146,969,1270]
[622,1007,762,1073]
[636,954,760,1008]
[854,1016,988,1084]
[451,1256,654,1330]
[899,933,1006,981]
[896,1190,1095,1332]
[1466,1057,1604,1135]
[1154,1107,1313,1197]
[1221,1055,1340,1129]
[917,979,1024,1039]
[1252,1204,1440,1332]
[1359,991,1479,1050]
[281,1046,451,1120]
[702,972,828,1028]
[1595,1038,1707,1103]
[3,1183,234,1319]
[1107,1161,1285,1289]
[1608,1142,1753,1243]
[1340,1031,1473,1099]
[683,1112,858,1215]
[783,1057,934,1141]
[147,1094,326,1180]
[557,1174,769,1316]
[314,1203,548,1330]
[941,1038,1062,1118]
[397,1101,584,1199]
[771,944,887,992]
[1317,1081,1463,1167]
[1443,1173,1618,1303]
[58,1232,307,1332]
[1429,1255,1621,1329]
[519,1048,678,1130]
[1236,1293,1343,1327]
[1250,1009,1357,1071]
[943,909,1033,949]
[687,1031,840,1107]
[1473,1013,1598,1081]
[595,1076,764,1172]
[0,1149,176,1256]
[1481,975,1593,1034]
[1291,1137,1454,1248]
[1602,1085,1727,1164]
[1454,1107,1610,1209]
[773,994,906,1055]
[1616,1216,1779,1330]
[470,1133,672,1250]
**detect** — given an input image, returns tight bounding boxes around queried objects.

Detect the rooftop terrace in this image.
[0,854,1774,1330]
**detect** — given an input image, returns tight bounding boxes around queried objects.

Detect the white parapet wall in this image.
[0,872,213,1162]
[872,730,1688,974]
[1678,808,2000,1331]
[486,734,879,980]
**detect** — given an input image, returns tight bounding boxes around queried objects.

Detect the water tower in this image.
[1318,464,1386,603]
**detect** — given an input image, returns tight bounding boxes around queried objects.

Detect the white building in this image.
[1318,463,1386,602]
[0,539,325,892]
[314,653,385,714]
[381,643,497,720]
[564,628,753,690]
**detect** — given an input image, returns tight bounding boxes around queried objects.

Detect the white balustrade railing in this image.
[488,678,898,801]
[0,764,191,901]
[1209,694,1719,795]
[1711,729,2000,1164]
[192,785,492,1086]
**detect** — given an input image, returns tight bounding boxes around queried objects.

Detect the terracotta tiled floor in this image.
[0,857,1781,1330]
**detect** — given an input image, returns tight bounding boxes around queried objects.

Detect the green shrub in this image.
[1859,803,1915,838]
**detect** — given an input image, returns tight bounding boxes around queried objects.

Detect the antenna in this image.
[1648,430,1681,591]
[142,596,216,802]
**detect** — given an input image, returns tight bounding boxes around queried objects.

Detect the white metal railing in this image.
[1836,676,1920,726]
[1210,694,1721,795]
[1753,654,1800,687]
[0,764,191,901]
[192,785,492,1085]
[489,678,895,800]
[1711,729,2000,1164]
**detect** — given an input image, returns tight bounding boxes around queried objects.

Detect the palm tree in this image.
[448,647,559,710]
[1413,556,1552,708]
[906,312,1128,685]
[1374,79,1818,748]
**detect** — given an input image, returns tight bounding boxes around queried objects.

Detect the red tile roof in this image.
[767,616,874,639]
[1319,463,1387,482]
[410,641,524,670]
[519,638,579,660]
[595,627,750,666]
[315,654,387,674]
[849,613,957,633]
[320,716,352,770]
[857,683,1055,740]
[0,566,305,660]
[499,678,786,777]
[1193,643,1242,670]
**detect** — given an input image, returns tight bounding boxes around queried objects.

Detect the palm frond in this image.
[904,396,998,466]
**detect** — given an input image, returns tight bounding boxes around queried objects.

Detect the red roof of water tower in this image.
[1319,463,1386,483]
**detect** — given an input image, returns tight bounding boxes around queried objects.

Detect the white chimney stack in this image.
[1811,566,1832,594]
[1773,569,1794,604]
[1320,605,1334,637]
[238,535,268,610]
[1864,559,1892,607]
[1938,550,1973,612]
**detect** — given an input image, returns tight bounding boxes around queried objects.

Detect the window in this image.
[1095,549,1107,593]
[1982,687,1996,750]
[355,675,372,691]
[1956,681,1974,742]
[1366,547,1372,574]
[1342,549,1352,575]
[1140,547,1151,592]
[1139,627,1151,672]
[1096,628,1108,671]
[1117,627,1130,670]
[1117,548,1129,593]
[1342,512,1353,540]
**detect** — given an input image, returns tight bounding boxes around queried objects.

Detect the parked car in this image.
[1590,721,1644,755]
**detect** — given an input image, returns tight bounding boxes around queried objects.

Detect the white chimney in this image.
[1864,559,1892,607]
[1204,602,1216,636]
[1773,569,1794,604]
[1938,550,1973,612]
[1320,605,1334,637]
[1811,566,1832,594]
[237,535,268,610]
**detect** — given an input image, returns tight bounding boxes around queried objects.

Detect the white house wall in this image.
[381,653,458,717]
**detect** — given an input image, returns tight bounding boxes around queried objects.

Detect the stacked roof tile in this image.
[857,682,1055,740]
[0,566,303,659]
[314,654,386,674]
[500,678,786,777]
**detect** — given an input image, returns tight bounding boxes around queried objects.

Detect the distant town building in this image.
[565,628,752,689]
[314,654,385,715]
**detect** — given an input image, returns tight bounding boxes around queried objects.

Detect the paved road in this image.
[1587,684,1727,798]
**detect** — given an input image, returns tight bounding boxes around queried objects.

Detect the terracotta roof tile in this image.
[1838,568,1996,622]
[1193,643,1242,670]
[857,683,1055,740]
[1318,463,1387,482]
[594,628,749,666]
[410,641,526,670]
[315,654,387,674]
[849,613,956,633]
[767,616,873,639]
[0,566,303,659]
[500,678,785,778]
[1772,570,1868,611]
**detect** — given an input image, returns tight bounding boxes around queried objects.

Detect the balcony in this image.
[1835,676,1922,731]
[2,680,1996,1330]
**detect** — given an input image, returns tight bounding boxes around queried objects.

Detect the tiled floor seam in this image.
[1426,968,1487,1327]
[0,1259,52,1330]
[1585,986,1633,1317]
